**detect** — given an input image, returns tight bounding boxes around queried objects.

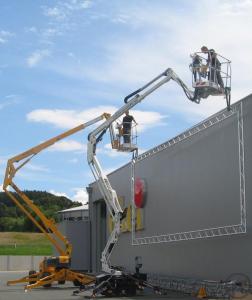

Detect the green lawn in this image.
[0,232,53,255]
[0,244,52,255]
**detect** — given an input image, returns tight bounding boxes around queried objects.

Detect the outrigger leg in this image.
[72,271,164,298]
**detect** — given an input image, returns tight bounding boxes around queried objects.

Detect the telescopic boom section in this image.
[3,113,111,257]
[87,68,202,275]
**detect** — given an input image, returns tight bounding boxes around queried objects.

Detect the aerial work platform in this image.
[190,51,231,106]
[111,122,138,152]
[83,50,233,297]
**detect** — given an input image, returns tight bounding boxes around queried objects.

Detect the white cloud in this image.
[48,140,85,152]
[72,188,89,206]
[40,1,92,45]
[27,49,51,67]
[44,0,251,120]
[49,189,69,198]
[132,110,167,132]
[0,30,13,44]
[43,0,92,20]
[219,0,252,15]
[43,6,66,20]
[64,0,92,10]
[26,107,166,160]
[27,106,116,129]
[148,86,229,121]
[27,106,166,133]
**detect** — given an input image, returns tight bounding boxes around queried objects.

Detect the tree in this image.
[0,191,82,232]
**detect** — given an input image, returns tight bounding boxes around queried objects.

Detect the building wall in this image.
[58,209,89,222]
[57,221,91,271]
[89,94,252,280]
[0,256,44,271]
[89,200,107,273]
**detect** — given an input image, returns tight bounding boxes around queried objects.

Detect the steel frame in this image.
[147,272,252,298]
[131,102,246,245]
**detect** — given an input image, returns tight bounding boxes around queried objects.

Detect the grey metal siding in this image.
[89,94,252,280]
[57,221,91,271]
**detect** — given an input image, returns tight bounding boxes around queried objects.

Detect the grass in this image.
[0,232,53,255]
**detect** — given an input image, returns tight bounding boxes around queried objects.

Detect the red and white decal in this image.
[134,178,147,208]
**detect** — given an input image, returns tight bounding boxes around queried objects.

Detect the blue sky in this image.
[1,0,252,204]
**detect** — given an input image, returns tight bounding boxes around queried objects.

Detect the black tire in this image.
[28,270,37,285]
[73,279,81,286]
[41,272,52,288]
[58,280,65,285]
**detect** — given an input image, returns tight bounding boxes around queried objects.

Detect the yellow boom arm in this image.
[3,113,110,257]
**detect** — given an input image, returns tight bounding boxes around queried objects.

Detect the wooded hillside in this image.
[0,190,82,232]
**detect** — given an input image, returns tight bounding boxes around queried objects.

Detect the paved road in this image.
[0,271,195,300]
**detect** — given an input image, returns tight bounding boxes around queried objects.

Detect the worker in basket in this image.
[201,46,224,89]
[122,110,137,144]
[191,53,203,82]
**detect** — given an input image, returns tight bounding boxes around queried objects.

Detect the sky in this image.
[0,0,252,206]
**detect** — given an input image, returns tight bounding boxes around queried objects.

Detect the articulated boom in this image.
[87,137,123,274]
[87,67,224,276]
[2,113,110,290]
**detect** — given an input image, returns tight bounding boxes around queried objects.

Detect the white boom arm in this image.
[87,68,202,275]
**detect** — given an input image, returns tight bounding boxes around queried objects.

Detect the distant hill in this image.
[0,190,82,232]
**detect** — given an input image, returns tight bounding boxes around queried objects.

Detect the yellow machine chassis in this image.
[2,113,110,290]
[7,269,94,290]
